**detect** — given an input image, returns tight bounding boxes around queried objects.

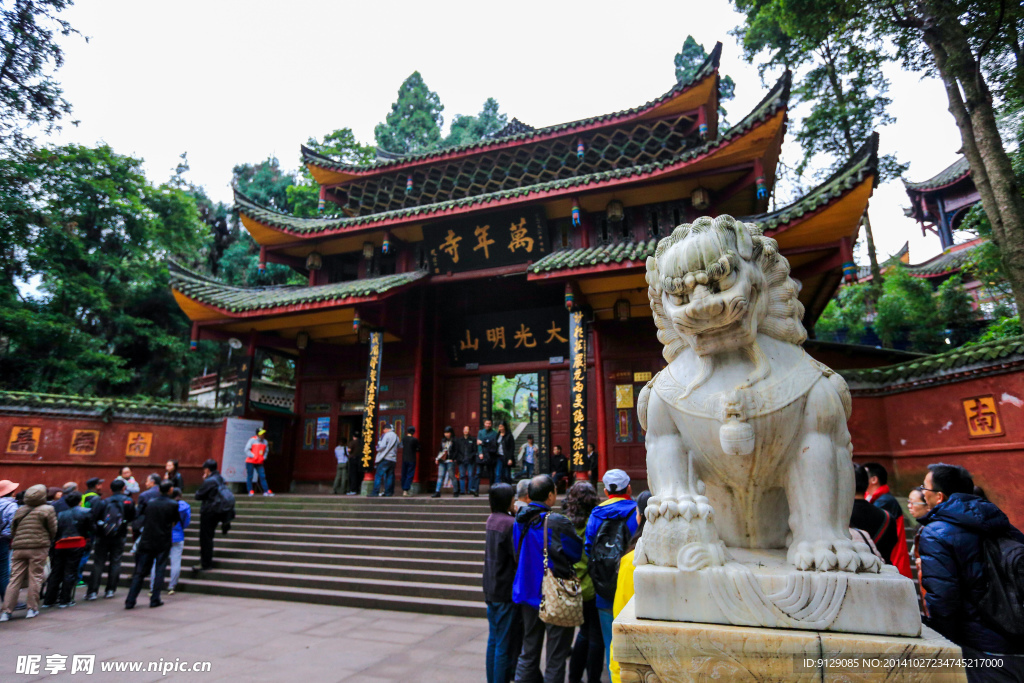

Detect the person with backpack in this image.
[85,479,136,600]
[512,475,583,683]
[562,481,603,683]
[918,462,1024,680]
[194,459,234,571]
[584,469,637,678]
[483,483,522,683]
[0,484,57,622]
[863,462,912,578]
[125,480,179,609]
[244,428,273,497]
[850,464,899,564]
[42,490,93,609]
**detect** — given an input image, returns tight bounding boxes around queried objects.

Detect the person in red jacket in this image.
[244,429,273,497]
[863,462,911,578]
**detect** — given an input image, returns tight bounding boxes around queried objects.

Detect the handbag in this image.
[538,513,584,627]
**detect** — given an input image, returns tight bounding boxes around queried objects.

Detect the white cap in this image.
[602,469,630,494]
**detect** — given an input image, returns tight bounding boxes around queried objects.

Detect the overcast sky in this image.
[48,0,965,265]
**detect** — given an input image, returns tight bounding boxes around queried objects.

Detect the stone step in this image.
[200,521,483,539]
[174,549,482,576]
[210,512,486,527]
[181,528,485,549]
[173,536,485,563]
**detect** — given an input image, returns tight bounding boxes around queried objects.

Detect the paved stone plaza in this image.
[0,593,489,682]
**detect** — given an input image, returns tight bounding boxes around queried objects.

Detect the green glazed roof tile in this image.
[904,156,971,191]
[169,262,425,313]
[841,334,1024,386]
[903,239,983,278]
[0,390,229,423]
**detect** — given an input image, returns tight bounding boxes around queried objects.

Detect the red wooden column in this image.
[411,291,426,484]
[592,325,609,480]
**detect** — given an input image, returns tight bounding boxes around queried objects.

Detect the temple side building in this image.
[170,45,878,490]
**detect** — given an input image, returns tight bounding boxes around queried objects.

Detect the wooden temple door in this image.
[443,376,482,436]
[548,369,570,474]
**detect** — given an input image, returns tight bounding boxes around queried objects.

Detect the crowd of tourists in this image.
[483,470,644,683]
[0,455,237,622]
[482,460,1022,683]
[329,419,599,498]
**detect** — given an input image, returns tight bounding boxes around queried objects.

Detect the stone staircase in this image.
[112,494,490,618]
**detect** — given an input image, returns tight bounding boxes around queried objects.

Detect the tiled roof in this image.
[302,43,723,176]
[237,71,791,238]
[489,118,535,139]
[0,390,228,425]
[169,262,425,314]
[747,132,878,233]
[905,238,983,278]
[841,335,1024,389]
[904,156,970,191]
[529,239,659,273]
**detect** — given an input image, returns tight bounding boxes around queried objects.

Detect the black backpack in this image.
[211,478,236,519]
[589,515,632,603]
[978,532,1024,639]
[99,499,125,538]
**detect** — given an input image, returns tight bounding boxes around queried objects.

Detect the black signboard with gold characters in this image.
[569,311,588,472]
[426,208,547,275]
[449,306,570,366]
[360,331,383,469]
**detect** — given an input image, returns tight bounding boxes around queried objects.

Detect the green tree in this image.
[288,127,375,217]
[232,157,294,210]
[732,1,907,294]
[443,98,508,147]
[374,71,444,154]
[936,273,978,346]
[813,282,870,343]
[0,0,80,146]
[0,143,216,397]
[874,266,942,351]
[675,35,736,114]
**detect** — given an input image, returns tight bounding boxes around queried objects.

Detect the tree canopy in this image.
[374,71,445,155]
[675,36,736,113]
[443,98,508,147]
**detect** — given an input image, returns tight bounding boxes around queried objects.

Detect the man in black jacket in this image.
[42,491,93,608]
[194,459,229,571]
[850,464,898,563]
[454,426,476,498]
[125,481,178,609]
[86,479,136,600]
[400,427,419,497]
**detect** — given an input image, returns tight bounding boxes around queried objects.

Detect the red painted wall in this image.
[850,371,1024,528]
[0,414,226,492]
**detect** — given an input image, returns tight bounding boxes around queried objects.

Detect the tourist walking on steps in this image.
[432,427,456,499]
[333,439,350,495]
[477,419,498,490]
[527,393,538,423]
[194,459,234,571]
[86,479,135,600]
[585,469,638,678]
[495,422,515,485]
[0,479,19,602]
[1,484,57,622]
[483,483,522,683]
[563,481,603,683]
[244,428,273,497]
[513,475,583,683]
[455,426,475,497]
[163,461,184,492]
[401,427,419,497]
[125,481,178,609]
[917,463,1024,680]
[608,491,650,683]
[150,488,190,596]
[42,491,94,609]
[517,435,537,479]
[372,423,399,497]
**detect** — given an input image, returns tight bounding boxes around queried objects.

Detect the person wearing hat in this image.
[81,478,103,509]
[584,469,638,678]
[372,423,399,497]
[243,428,273,497]
[1,484,57,621]
[0,479,19,602]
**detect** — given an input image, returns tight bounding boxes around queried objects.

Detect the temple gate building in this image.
[170,45,878,491]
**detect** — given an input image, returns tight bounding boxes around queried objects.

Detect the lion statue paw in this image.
[646,494,712,524]
[788,538,882,573]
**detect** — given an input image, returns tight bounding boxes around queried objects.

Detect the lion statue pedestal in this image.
[629,215,922,638]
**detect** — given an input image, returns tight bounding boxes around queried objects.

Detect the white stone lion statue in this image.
[636,215,881,574]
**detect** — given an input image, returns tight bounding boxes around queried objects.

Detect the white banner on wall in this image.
[222,417,263,483]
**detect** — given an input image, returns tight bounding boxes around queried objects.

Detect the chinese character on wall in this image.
[69,429,99,456]
[6,426,40,454]
[125,432,153,458]
[962,395,1004,438]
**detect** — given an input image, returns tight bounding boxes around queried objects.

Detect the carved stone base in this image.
[613,598,966,683]
[634,549,921,637]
